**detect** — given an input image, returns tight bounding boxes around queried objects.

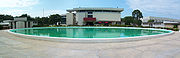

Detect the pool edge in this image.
[6,27,175,43]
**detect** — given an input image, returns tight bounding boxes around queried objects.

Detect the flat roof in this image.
[149,16,180,22]
[67,8,124,12]
[0,23,9,25]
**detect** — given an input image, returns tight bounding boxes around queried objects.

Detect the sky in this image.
[0,0,180,19]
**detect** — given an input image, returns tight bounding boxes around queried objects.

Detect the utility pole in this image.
[116,0,119,8]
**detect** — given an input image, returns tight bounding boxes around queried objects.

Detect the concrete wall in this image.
[75,12,121,25]
[11,21,33,29]
[66,13,75,25]
[178,25,180,29]
[153,23,165,27]
[76,12,86,25]
[14,17,27,21]
[30,22,33,28]
[142,23,165,27]
[16,21,25,29]
[93,12,121,21]
[165,24,174,28]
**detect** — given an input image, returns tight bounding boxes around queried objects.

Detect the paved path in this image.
[0,30,180,58]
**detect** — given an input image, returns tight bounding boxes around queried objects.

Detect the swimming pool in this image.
[10,27,173,39]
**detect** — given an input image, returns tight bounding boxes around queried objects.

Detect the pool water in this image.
[10,27,172,38]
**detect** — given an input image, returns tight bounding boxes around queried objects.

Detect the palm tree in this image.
[132,9,143,20]
[132,9,143,26]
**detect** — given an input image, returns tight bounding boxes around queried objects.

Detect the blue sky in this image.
[0,0,180,19]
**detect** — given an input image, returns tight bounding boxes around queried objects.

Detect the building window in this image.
[88,15,93,18]
[88,12,93,14]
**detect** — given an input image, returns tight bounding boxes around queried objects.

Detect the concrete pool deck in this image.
[1,30,180,58]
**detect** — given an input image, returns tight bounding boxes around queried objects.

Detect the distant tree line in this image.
[0,15,14,22]
[0,14,62,26]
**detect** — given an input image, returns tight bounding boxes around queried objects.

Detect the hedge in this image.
[0,25,3,30]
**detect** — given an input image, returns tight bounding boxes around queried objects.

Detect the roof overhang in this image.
[0,23,9,25]
[67,8,124,12]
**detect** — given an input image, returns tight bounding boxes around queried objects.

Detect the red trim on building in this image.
[83,18,96,21]
[105,22,108,23]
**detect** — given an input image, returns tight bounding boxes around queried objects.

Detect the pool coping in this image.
[6,27,175,43]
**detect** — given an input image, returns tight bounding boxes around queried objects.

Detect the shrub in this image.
[68,25,80,26]
[126,25,134,27]
[163,27,174,30]
[155,27,162,29]
[141,26,151,28]
[173,28,179,31]
[110,25,135,27]
[33,25,49,27]
[0,25,3,30]
[173,25,178,28]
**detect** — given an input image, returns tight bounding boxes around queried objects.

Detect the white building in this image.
[142,16,180,28]
[0,20,11,25]
[9,17,34,29]
[66,8,124,25]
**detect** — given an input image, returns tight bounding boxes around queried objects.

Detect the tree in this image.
[49,14,62,25]
[132,9,143,20]
[42,17,50,25]
[0,25,2,30]
[0,15,3,22]
[19,14,34,21]
[0,14,13,22]
[34,17,42,25]
[34,17,50,25]
[148,20,155,23]
[134,20,142,26]
[132,9,143,26]
[122,16,134,25]
[148,20,155,27]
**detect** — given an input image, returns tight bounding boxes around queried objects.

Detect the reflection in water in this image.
[11,28,170,38]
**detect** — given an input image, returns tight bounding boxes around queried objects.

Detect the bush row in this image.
[0,25,2,30]
[33,25,49,27]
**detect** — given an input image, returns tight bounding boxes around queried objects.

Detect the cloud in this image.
[0,8,67,17]
[45,10,67,16]
[32,10,67,17]
[0,9,29,16]
[0,0,39,7]
[127,0,180,19]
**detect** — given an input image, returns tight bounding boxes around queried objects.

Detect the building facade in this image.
[142,16,180,29]
[66,8,124,25]
[9,17,34,29]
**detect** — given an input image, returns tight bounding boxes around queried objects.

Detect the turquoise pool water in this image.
[10,27,172,38]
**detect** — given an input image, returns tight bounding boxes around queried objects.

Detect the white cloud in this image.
[127,0,180,19]
[0,9,29,16]
[45,10,67,16]
[0,0,39,7]
[32,10,67,17]
[0,9,67,17]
